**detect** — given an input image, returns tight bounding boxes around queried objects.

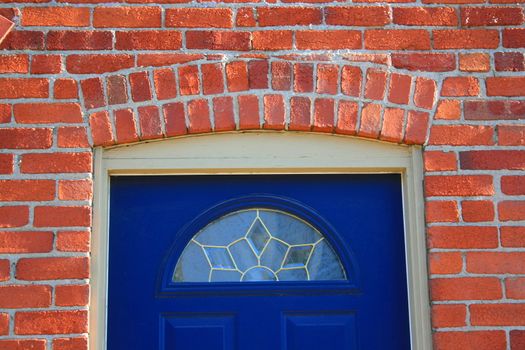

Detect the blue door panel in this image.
[108,174,410,350]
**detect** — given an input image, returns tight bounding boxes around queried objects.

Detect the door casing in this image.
[91,131,431,350]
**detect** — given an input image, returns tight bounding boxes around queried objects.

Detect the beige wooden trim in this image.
[90,132,431,350]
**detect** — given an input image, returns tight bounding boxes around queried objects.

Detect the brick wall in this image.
[0,2,524,350]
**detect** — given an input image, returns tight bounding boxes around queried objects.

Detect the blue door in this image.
[108,174,410,350]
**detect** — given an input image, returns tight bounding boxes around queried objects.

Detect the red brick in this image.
[257,7,321,26]
[226,61,249,92]
[66,55,134,74]
[290,97,311,131]
[365,30,430,50]
[112,109,137,144]
[57,127,89,148]
[462,200,494,222]
[0,340,46,350]
[358,103,381,139]
[341,65,362,97]
[336,100,358,135]
[56,231,90,252]
[432,304,466,328]
[187,99,211,134]
[392,53,456,72]
[238,95,260,130]
[393,7,457,26]
[425,175,494,196]
[163,103,186,137]
[34,206,90,228]
[462,7,524,26]
[506,278,525,299]
[89,111,113,146]
[58,179,92,201]
[248,61,268,90]
[0,128,52,149]
[0,180,54,202]
[166,8,232,28]
[388,73,411,105]
[511,331,525,350]
[501,226,525,247]
[272,62,292,91]
[435,100,461,120]
[0,104,11,123]
[316,64,338,95]
[0,206,28,228]
[405,110,429,145]
[413,77,436,109]
[499,201,525,221]
[201,64,224,95]
[55,284,88,306]
[54,79,78,99]
[0,30,45,51]
[262,95,285,130]
[434,30,499,49]
[467,252,525,274]
[495,52,525,72]
[0,313,7,335]
[81,78,105,110]
[461,150,525,170]
[364,68,387,100]
[429,252,462,274]
[0,285,51,308]
[428,226,498,249]
[129,71,152,102]
[15,310,87,335]
[296,30,361,50]
[178,65,200,95]
[105,76,127,106]
[433,331,506,350]
[31,55,61,74]
[15,103,82,124]
[213,97,235,132]
[47,30,113,50]
[116,30,182,50]
[0,154,13,174]
[429,125,494,146]
[380,108,404,143]
[431,277,502,301]
[325,6,390,26]
[186,31,250,51]
[138,106,162,140]
[22,7,90,27]
[471,304,525,326]
[503,28,525,48]
[501,176,525,195]
[236,8,256,27]
[0,260,9,282]
[94,7,161,28]
[151,69,176,101]
[0,54,28,73]
[294,63,313,93]
[0,231,53,253]
[465,100,525,120]
[424,151,457,172]
[312,98,334,132]
[426,200,459,222]
[442,77,480,97]
[0,78,48,99]
[459,53,490,72]
[53,337,88,350]
[487,77,525,97]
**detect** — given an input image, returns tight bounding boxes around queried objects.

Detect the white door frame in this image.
[91,131,431,350]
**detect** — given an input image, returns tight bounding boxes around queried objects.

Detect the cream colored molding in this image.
[91,131,431,350]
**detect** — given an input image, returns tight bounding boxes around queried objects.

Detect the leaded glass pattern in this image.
[173,209,346,282]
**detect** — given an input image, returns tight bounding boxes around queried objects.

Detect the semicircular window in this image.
[173,209,347,282]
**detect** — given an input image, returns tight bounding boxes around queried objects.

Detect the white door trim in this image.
[91,131,431,350]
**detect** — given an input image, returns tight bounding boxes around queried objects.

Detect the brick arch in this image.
[81,57,438,147]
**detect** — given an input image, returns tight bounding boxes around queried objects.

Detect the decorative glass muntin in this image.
[173,208,346,282]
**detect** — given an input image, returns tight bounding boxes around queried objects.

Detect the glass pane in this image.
[173,209,346,283]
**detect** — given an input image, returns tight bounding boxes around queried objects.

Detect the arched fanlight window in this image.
[173,209,346,282]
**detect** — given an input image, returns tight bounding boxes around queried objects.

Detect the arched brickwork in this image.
[80,57,438,147]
